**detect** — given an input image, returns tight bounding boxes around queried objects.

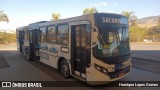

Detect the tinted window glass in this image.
[57,24,68,46]
[24,29,28,40]
[40,27,47,43]
[94,25,130,57]
[47,26,56,43]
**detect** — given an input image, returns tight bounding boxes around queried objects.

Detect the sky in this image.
[0,0,160,30]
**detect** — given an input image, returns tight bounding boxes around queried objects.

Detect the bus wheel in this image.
[60,60,70,78]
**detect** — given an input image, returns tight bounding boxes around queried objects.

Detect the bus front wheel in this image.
[60,60,70,78]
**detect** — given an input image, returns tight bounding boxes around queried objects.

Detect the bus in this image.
[16,26,24,53]
[16,21,47,60]
[17,13,131,85]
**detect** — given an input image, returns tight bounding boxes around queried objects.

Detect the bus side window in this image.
[39,30,42,42]
[57,24,69,46]
[24,29,28,40]
[16,31,19,39]
[47,25,56,44]
[40,27,47,43]
[86,24,91,67]
[29,31,32,43]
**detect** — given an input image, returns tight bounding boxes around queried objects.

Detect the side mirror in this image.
[91,26,98,48]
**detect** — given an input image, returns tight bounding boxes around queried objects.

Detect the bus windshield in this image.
[94,25,130,57]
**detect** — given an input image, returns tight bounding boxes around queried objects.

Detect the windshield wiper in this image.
[97,30,106,46]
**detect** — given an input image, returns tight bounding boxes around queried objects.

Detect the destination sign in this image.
[102,17,120,24]
[94,13,128,26]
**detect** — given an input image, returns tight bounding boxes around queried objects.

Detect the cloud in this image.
[90,2,108,7]
[113,2,118,6]
[89,2,118,7]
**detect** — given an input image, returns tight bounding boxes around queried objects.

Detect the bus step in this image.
[72,74,86,82]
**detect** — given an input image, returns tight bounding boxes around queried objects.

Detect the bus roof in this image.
[16,21,48,31]
[39,15,87,27]
[16,26,27,31]
[28,21,48,30]
[39,13,127,27]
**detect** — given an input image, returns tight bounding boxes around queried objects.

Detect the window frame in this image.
[24,29,29,41]
[39,26,47,43]
[56,23,69,46]
[47,25,56,44]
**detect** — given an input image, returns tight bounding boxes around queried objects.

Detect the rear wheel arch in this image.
[58,57,71,78]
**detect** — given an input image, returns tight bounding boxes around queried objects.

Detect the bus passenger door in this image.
[29,30,34,59]
[71,23,91,78]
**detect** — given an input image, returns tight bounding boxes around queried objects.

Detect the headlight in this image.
[94,64,108,75]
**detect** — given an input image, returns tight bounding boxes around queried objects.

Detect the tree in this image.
[0,32,16,44]
[0,11,9,23]
[148,21,160,42]
[83,7,98,15]
[129,26,147,42]
[121,11,137,26]
[51,13,61,21]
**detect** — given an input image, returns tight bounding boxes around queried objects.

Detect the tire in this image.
[60,60,70,78]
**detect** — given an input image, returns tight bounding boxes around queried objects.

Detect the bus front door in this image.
[71,24,89,78]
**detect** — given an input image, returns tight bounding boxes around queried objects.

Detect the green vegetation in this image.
[148,20,160,42]
[130,26,160,42]
[121,11,137,26]
[129,26,147,42]
[83,7,98,15]
[122,11,160,42]
[0,11,9,22]
[0,32,16,44]
[51,13,61,21]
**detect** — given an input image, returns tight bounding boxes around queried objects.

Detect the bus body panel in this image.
[16,27,25,53]
[16,13,131,85]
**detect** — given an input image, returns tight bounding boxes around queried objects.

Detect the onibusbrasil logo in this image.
[1,82,42,87]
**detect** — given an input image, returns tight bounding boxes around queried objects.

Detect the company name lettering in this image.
[102,17,120,24]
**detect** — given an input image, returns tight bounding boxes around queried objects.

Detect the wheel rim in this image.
[62,64,68,74]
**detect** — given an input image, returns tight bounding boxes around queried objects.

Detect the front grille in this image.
[94,53,131,64]
[108,66,130,79]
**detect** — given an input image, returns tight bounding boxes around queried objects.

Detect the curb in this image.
[131,57,160,62]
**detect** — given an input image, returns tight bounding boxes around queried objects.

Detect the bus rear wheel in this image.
[60,60,70,78]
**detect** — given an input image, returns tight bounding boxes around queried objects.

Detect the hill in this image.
[137,15,160,28]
